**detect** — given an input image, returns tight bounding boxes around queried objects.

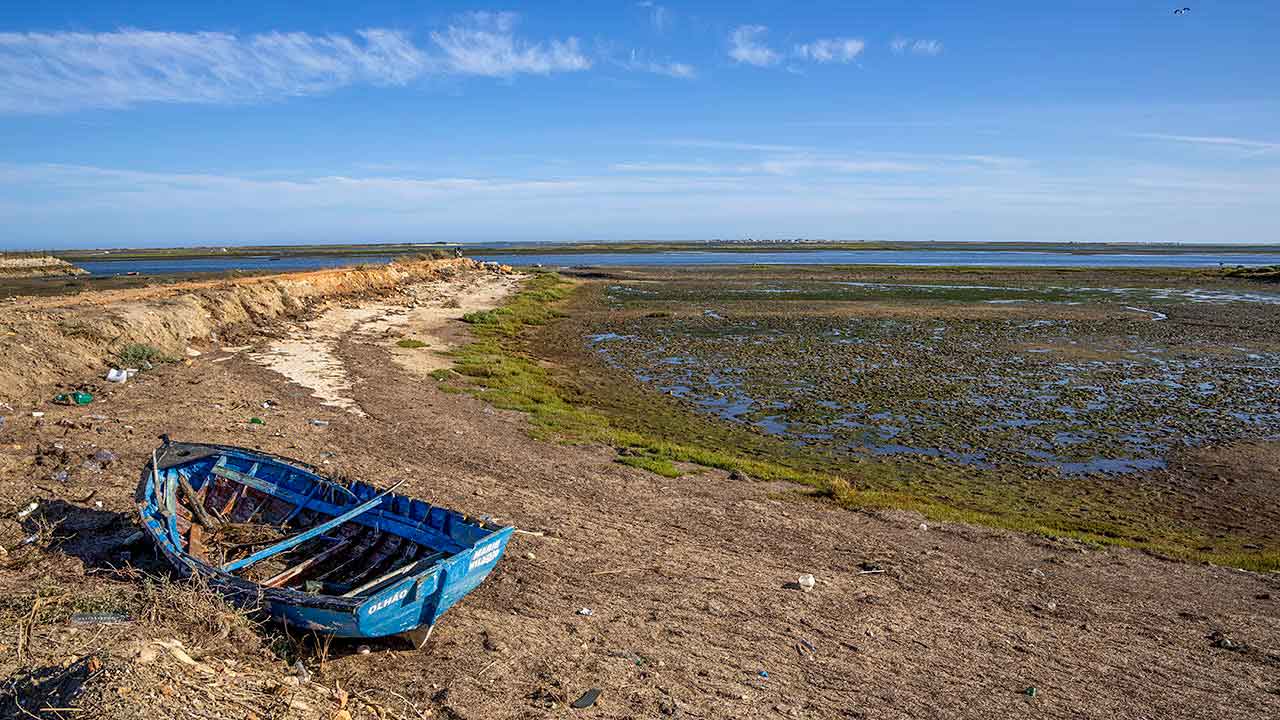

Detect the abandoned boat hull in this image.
[137,440,512,640]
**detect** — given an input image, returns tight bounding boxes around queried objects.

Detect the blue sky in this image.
[1,1,1277,249]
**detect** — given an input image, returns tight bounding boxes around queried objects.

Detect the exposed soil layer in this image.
[0,255,87,278]
[0,257,483,404]
[0,265,1277,719]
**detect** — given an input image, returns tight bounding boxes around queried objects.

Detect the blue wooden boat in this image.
[136,438,512,647]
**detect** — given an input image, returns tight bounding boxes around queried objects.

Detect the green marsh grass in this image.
[440,272,1280,572]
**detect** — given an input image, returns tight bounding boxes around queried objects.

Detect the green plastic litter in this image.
[53,391,94,406]
[249,417,266,425]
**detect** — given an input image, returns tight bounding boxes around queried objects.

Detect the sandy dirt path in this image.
[247,272,520,414]
[1,267,1277,719]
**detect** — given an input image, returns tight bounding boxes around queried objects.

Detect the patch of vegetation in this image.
[117,343,174,367]
[616,454,683,478]
[1223,265,1280,283]
[396,338,428,349]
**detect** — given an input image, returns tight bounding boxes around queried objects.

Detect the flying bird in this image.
[1173,7,1191,14]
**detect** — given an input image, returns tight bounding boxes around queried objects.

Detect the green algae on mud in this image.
[441,269,1280,572]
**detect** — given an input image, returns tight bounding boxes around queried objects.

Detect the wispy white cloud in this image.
[733,28,871,67]
[637,2,670,32]
[611,161,725,173]
[0,14,590,113]
[617,49,695,79]
[793,38,865,64]
[429,11,589,77]
[661,139,811,153]
[891,36,943,56]
[728,25,780,67]
[0,28,429,113]
[1133,133,1280,153]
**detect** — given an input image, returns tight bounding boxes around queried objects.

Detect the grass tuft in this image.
[116,343,173,367]
[396,338,427,348]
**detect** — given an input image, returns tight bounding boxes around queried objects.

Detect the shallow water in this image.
[586,280,1280,475]
[79,248,1280,276]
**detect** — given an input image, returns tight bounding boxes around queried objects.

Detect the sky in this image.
[0,1,1278,249]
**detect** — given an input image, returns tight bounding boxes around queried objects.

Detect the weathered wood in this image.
[341,551,445,598]
[261,537,353,588]
[178,471,221,530]
[212,464,464,552]
[188,523,207,561]
[220,480,404,574]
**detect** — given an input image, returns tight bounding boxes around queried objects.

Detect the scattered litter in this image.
[150,639,215,674]
[918,522,929,532]
[798,574,816,592]
[31,412,44,418]
[93,449,118,466]
[571,688,602,709]
[308,419,330,427]
[357,645,371,655]
[95,500,104,508]
[524,551,536,560]
[106,368,129,383]
[1024,686,1038,698]
[0,416,5,431]
[185,347,202,357]
[248,417,266,425]
[53,391,93,406]
[798,638,817,653]
[577,607,594,617]
[758,670,769,679]
[15,501,38,519]
[262,401,276,410]
[858,561,883,573]
[52,470,69,483]
[1208,630,1248,652]
[70,612,131,626]
[291,660,311,685]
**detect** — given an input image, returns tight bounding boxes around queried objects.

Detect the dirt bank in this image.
[0,267,1277,719]
[0,255,87,278]
[0,258,484,405]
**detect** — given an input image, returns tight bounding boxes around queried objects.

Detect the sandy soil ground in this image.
[1,268,1278,719]
[249,272,520,414]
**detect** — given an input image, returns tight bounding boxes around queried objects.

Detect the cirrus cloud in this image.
[0,13,596,114]
[794,38,865,63]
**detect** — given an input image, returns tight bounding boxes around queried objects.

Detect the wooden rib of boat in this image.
[136,438,512,647]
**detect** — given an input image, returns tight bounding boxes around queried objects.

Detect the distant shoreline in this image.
[43,240,1280,263]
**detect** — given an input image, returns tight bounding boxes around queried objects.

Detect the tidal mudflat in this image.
[531,266,1280,567]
